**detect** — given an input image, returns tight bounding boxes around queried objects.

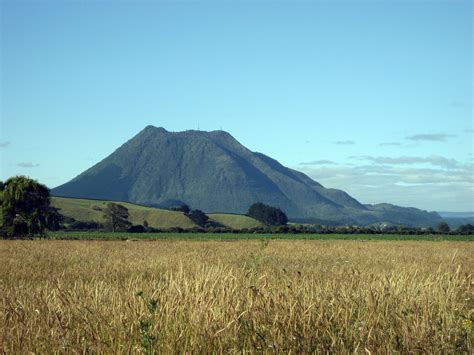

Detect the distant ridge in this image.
[52,126,442,227]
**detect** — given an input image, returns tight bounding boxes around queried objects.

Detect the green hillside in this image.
[51,197,260,230]
[208,213,262,229]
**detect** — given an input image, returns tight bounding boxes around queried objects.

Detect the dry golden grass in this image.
[1,240,473,353]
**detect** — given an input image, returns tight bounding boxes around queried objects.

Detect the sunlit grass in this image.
[51,196,262,230]
[1,240,472,352]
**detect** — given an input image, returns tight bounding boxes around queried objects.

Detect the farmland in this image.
[1,239,473,352]
[47,231,474,241]
[51,196,262,229]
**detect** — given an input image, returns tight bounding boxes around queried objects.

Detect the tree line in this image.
[1,176,472,238]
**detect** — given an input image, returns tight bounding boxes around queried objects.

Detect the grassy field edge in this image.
[45,231,474,241]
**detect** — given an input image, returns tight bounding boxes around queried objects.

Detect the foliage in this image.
[457,224,474,234]
[1,176,61,237]
[128,224,146,233]
[437,222,451,234]
[68,220,103,231]
[103,203,131,232]
[167,204,190,214]
[188,209,209,227]
[135,291,159,353]
[247,202,288,226]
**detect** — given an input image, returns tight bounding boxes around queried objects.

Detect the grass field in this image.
[207,213,262,229]
[51,196,261,229]
[1,239,472,352]
[47,231,474,241]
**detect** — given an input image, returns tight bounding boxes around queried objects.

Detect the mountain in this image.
[52,126,442,227]
[437,212,474,229]
[437,211,474,219]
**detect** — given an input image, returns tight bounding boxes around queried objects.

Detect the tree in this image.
[437,222,450,234]
[68,220,103,231]
[1,176,61,237]
[247,202,288,226]
[457,224,474,234]
[188,209,209,227]
[103,203,131,232]
[127,224,146,233]
[168,204,190,214]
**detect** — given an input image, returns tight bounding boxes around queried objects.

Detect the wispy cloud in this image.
[299,160,338,166]
[0,141,10,148]
[378,142,401,147]
[406,133,455,142]
[297,160,474,211]
[358,155,460,169]
[17,162,39,168]
[334,140,355,145]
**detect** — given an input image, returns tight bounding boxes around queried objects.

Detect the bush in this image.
[188,210,209,227]
[437,222,450,234]
[68,221,103,231]
[168,204,190,214]
[457,224,474,234]
[127,225,146,233]
[248,202,288,226]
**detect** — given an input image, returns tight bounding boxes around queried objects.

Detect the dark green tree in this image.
[248,202,288,226]
[103,203,131,232]
[437,222,450,234]
[457,224,474,234]
[188,209,209,227]
[169,204,190,214]
[1,176,61,237]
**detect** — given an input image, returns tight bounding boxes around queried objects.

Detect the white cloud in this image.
[295,156,474,211]
[406,133,455,142]
[17,162,39,168]
[299,160,338,165]
[358,155,461,169]
[378,142,401,147]
[333,140,355,145]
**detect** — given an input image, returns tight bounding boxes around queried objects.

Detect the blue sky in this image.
[1,0,472,211]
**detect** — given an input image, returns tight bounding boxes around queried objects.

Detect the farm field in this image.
[1,239,473,352]
[47,231,474,241]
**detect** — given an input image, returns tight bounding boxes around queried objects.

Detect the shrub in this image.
[68,221,103,231]
[188,210,209,227]
[247,202,288,226]
[128,225,146,233]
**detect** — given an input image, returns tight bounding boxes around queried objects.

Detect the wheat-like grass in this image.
[1,240,472,352]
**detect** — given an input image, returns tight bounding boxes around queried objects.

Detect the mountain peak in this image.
[140,126,235,139]
[52,126,442,227]
[142,125,168,133]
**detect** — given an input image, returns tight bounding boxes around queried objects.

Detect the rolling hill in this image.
[51,196,262,229]
[52,126,443,227]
